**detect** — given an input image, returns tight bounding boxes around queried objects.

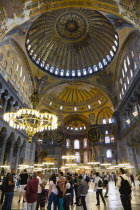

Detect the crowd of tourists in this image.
[0,168,138,210]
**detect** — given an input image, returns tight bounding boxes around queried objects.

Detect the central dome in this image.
[56,12,88,41]
[26,8,119,78]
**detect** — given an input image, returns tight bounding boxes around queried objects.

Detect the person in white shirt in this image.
[36,172,43,210]
[117,168,132,210]
[94,172,106,206]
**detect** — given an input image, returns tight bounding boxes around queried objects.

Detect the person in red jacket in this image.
[25,172,39,210]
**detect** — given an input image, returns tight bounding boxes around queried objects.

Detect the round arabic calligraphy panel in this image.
[88,127,101,143]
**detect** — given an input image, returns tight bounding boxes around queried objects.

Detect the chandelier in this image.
[62,155,78,160]
[3,109,58,142]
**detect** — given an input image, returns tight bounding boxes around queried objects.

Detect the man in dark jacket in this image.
[18,169,28,203]
[25,172,39,210]
[2,169,16,210]
[79,175,89,210]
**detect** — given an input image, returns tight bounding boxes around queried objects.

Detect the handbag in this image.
[23,202,27,210]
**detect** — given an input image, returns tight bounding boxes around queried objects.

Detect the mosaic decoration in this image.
[25,8,119,78]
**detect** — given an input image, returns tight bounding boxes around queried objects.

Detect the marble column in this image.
[15,146,21,169]
[0,134,7,165]
[9,101,15,112]
[8,142,15,167]
[3,96,10,113]
[0,89,4,109]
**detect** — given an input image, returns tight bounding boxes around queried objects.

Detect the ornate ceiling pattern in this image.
[39,82,113,115]
[25,8,118,78]
[1,0,139,128]
[0,0,139,40]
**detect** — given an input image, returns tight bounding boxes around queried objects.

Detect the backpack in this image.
[98,179,103,187]
[119,176,132,195]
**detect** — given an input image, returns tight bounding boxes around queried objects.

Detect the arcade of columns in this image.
[0,74,36,171]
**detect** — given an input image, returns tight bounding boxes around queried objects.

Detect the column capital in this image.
[0,89,4,94]
[4,96,10,100]
[15,106,19,110]
[10,101,15,106]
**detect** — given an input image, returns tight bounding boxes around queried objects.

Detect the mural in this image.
[106,15,134,29]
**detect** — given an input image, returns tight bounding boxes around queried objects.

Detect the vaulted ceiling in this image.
[0,0,140,129]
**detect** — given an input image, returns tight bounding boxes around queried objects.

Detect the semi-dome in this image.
[26,8,119,78]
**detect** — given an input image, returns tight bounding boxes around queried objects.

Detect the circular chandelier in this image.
[62,155,78,160]
[3,109,58,142]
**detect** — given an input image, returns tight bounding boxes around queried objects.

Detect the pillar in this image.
[15,145,21,169]
[0,134,7,165]
[0,89,4,98]
[9,101,15,112]
[8,142,15,167]
[3,96,10,113]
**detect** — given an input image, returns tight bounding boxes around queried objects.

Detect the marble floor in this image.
[0,181,140,210]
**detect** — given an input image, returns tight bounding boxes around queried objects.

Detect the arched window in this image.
[4,60,7,70]
[50,67,54,73]
[11,58,14,65]
[106,149,112,158]
[16,64,19,72]
[105,130,108,135]
[103,119,106,124]
[83,138,87,148]
[124,60,127,73]
[20,66,22,77]
[60,69,64,76]
[83,69,87,75]
[134,62,137,70]
[99,62,103,69]
[109,118,112,123]
[122,69,125,78]
[66,70,70,77]
[103,59,107,66]
[9,68,12,76]
[84,151,88,163]
[127,77,130,85]
[75,152,80,163]
[93,65,98,72]
[106,55,111,62]
[74,140,80,149]
[14,75,17,83]
[127,56,130,66]
[88,67,92,74]
[72,70,75,77]
[110,50,114,57]
[131,51,134,58]
[130,69,133,78]
[77,70,81,76]
[105,136,110,144]
[66,139,70,148]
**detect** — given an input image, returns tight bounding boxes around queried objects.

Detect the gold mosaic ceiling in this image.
[39,82,113,114]
[1,0,139,127]
[26,8,119,78]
